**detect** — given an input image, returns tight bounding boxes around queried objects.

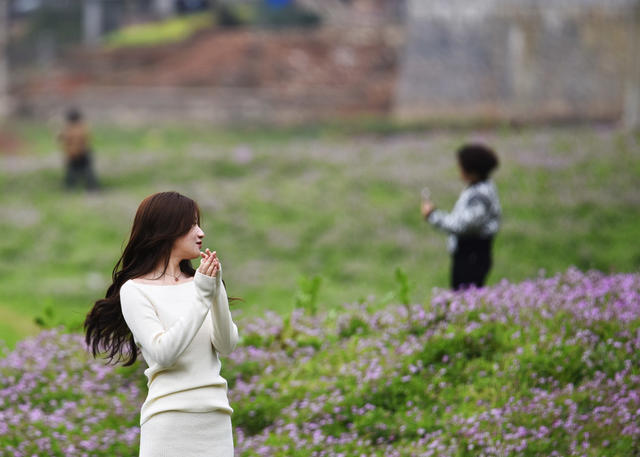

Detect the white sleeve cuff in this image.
[194,268,222,297]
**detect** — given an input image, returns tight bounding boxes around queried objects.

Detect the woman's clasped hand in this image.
[198,248,220,277]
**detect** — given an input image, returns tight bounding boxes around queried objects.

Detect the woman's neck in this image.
[150,257,185,282]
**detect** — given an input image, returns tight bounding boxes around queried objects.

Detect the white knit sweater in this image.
[120,268,239,425]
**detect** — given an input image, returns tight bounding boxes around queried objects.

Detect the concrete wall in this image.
[395,0,639,123]
[624,3,640,128]
[19,86,388,126]
[0,0,9,119]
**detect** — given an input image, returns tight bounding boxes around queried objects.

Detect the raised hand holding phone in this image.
[421,186,431,202]
[420,186,435,218]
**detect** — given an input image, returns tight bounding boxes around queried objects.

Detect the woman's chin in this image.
[186,251,201,261]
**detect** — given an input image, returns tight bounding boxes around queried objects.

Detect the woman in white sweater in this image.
[85,191,239,457]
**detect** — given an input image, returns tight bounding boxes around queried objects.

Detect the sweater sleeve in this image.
[194,268,239,357]
[428,194,490,236]
[120,281,211,368]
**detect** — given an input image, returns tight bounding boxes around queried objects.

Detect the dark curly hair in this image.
[457,144,499,181]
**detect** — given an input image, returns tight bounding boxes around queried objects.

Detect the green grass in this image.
[105,12,213,48]
[0,122,639,347]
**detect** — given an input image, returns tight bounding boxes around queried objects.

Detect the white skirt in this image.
[139,410,234,457]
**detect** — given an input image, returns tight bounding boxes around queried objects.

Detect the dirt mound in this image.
[0,130,24,155]
[29,27,400,114]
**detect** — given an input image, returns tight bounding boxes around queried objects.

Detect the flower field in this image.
[2,268,640,456]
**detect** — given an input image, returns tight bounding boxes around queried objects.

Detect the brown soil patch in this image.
[24,27,400,114]
[0,130,24,155]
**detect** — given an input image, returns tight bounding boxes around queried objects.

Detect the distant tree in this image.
[259,0,321,28]
[176,0,211,14]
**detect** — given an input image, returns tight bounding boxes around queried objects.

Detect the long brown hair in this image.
[85,191,201,366]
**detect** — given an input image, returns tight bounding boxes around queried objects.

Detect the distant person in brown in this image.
[58,108,99,190]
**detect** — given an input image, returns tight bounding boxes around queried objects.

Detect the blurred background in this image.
[1,0,638,125]
[0,0,639,345]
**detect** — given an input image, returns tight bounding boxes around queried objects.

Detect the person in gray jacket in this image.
[421,144,501,290]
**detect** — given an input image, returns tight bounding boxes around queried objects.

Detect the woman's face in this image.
[172,223,205,260]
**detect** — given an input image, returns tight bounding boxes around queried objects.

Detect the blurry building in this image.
[0,0,8,119]
[5,0,640,126]
[395,0,639,124]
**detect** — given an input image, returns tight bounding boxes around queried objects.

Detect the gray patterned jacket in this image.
[427,180,501,253]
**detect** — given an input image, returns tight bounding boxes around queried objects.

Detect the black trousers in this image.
[65,153,99,190]
[451,237,493,291]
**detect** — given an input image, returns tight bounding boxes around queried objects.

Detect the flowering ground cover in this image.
[2,268,639,456]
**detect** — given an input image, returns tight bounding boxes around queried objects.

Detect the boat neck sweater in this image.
[120,268,239,426]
